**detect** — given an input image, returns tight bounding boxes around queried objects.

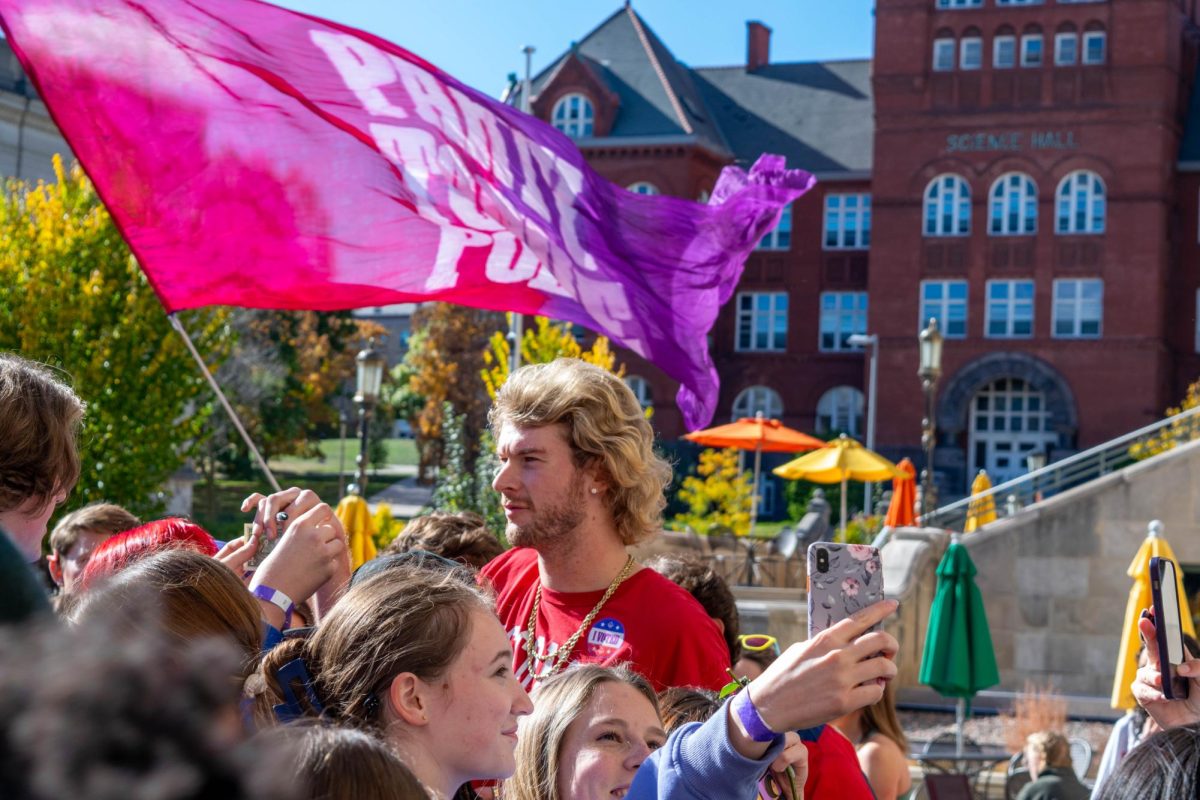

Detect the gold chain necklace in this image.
[522,555,637,680]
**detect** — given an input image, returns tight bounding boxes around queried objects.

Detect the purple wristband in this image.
[732,689,778,743]
[251,585,295,630]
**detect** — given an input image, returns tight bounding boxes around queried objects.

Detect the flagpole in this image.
[167,313,282,493]
[509,43,536,373]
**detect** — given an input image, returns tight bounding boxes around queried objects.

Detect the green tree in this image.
[672,448,754,537]
[426,403,506,537]
[401,304,501,482]
[0,157,231,518]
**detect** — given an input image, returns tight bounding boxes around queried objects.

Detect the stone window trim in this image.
[936,351,1078,438]
[732,385,784,422]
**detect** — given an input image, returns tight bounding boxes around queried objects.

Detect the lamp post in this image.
[353,338,386,498]
[508,43,536,374]
[1025,450,1047,505]
[917,318,944,519]
[847,333,879,517]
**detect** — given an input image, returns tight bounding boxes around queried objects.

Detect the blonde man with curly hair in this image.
[481,358,730,693]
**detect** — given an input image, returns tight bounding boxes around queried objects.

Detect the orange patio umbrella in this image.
[884,457,917,528]
[684,412,825,532]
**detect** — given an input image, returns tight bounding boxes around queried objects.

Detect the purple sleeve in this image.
[628,700,785,800]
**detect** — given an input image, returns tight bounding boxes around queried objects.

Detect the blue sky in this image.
[271,1,876,98]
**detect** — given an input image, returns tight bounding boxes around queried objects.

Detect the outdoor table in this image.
[910,745,1012,799]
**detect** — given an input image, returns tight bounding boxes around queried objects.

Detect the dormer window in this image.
[551,93,594,139]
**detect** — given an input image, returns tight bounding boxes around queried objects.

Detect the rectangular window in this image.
[1021,34,1044,67]
[936,0,983,7]
[1055,33,1078,66]
[1053,279,1103,338]
[986,280,1035,338]
[757,204,792,251]
[920,281,969,339]
[994,36,1016,68]
[933,38,956,72]
[819,292,868,352]
[960,37,983,70]
[1083,31,1107,65]
[824,194,871,250]
[997,0,1044,5]
[736,292,788,352]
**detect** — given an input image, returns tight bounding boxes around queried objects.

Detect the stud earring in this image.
[590,487,598,495]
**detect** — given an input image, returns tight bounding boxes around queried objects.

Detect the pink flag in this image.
[0,0,814,429]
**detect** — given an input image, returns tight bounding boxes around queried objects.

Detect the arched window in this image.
[624,375,653,409]
[816,387,864,437]
[989,173,1037,235]
[1056,171,1106,234]
[627,181,659,195]
[551,93,594,139]
[732,386,783,421]
[924,174,971,237]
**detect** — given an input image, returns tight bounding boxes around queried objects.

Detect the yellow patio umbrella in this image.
[336,494,378,570]
[773,434,902,538]
[1111,520,1196,709]
[964,470,997,533]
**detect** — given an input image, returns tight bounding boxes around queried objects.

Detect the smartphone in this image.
[244,522,280,570]
[1150,556,1191,700]
[807,543,884,639]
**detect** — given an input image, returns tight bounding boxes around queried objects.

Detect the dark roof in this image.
[509,7,873,175]
[512,6,730,156]
[693,60,874,174]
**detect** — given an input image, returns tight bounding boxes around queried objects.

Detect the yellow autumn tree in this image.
[0,157,230,517]
[481,315,625,401]
[1130,378,1200,460]
[672,448,754,537]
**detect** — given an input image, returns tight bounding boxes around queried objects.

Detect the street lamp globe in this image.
[355,338,386,406]
[918,318,944,383]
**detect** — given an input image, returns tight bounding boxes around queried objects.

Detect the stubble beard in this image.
[506,477,587,551]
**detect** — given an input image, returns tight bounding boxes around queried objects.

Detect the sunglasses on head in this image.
[738,633,780,655]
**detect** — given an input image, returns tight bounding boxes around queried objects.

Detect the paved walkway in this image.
[368,475,432,517]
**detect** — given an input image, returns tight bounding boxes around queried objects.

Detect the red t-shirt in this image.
[481,547,730,693]
[801,724,877,800]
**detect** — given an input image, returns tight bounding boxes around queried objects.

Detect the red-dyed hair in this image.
[76,518,219,592]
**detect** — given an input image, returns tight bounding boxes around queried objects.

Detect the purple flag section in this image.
[0,0,815,429]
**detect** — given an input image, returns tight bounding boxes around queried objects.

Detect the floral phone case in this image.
[807,543,884,639]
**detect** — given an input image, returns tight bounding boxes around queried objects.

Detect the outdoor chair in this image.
[922,774,974,800]
[1068,736,1093,785]
[1004,752,1031,800]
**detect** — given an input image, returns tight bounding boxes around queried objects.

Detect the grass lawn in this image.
[191,473,346,541]
[268,437,418,474]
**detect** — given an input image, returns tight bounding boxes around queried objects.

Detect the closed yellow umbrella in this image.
[773,434,901,537]
[964,470,997,533]
[1111,520,1196,709]
[336,494,378,570]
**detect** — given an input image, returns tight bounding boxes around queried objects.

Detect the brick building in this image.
[513,0,1200,505]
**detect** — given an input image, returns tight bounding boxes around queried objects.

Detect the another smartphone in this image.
[1150,555,1191,700]
[807,542,884,639]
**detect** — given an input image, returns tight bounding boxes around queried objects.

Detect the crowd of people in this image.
[0,351,1197,799]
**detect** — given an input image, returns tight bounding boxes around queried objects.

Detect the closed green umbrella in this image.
[919,536,1000,755]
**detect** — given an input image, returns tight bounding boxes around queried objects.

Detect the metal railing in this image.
[920,404,1200,531]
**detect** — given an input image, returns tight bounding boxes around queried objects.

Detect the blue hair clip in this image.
[273,657,326,722]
